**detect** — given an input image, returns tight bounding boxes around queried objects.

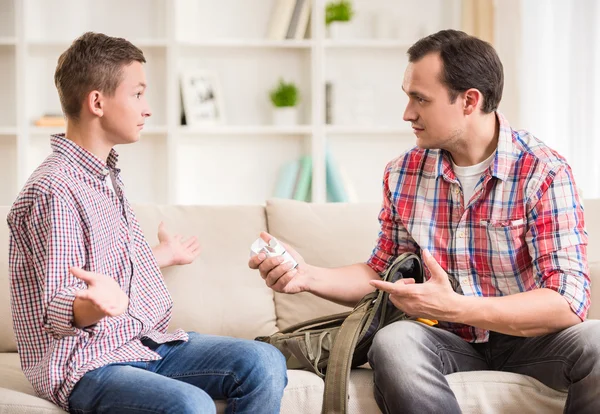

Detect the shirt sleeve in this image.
[10,192,89,339]
[366,162,419,275]
[526,164,590,320]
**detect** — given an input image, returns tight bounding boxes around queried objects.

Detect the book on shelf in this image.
[325,147,349,203]
[293,155,312,201]
[267,0,311,41]
[273,150,357,203]
[34,114,66,127]
[273,159,301,199]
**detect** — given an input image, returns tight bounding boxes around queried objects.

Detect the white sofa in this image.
[1,199,598,413]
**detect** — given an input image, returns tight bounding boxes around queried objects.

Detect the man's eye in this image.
[136,92,142,99]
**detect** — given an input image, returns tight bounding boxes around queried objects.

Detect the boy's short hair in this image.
[54,32,146,121]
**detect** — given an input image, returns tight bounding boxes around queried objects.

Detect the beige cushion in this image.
[589,262,599,320]
[132,204,279,339]
[265,199,381,329]
[0,206,16,352]
[584,199,600,260]
[0,354,63,413]
[447,371,566,413]
[584,199,600,320]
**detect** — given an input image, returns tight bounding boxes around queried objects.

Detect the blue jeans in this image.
[368,320,600,414]
[68,332,288,414]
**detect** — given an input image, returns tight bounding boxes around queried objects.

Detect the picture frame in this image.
[180,69,225,126]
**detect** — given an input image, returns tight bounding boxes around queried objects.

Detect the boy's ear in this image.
[86,90,104,118]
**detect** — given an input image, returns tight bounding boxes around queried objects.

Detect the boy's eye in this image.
[135,92,142,99]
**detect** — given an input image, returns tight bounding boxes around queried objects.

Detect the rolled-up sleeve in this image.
[526,165,590,320]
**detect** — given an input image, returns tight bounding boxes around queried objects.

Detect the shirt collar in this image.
[435,111,515,182]
[50,134,120,179]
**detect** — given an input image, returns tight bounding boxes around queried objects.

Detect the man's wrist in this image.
[301,264,316,293]
[447,294,474,324]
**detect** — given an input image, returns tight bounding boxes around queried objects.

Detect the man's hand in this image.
[369,249,462,321]
[153,222,201,268]
[248,232,311,294]
[71,267,129,324]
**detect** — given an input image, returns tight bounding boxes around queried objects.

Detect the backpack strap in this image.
[322,298,373,414]
[321,252,421,414]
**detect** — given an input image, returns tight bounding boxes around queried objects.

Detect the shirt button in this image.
[455,188,460,195]
[102,169,109,175]
[457,231,465,238]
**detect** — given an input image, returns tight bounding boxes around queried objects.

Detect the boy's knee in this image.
[175,387,216,414]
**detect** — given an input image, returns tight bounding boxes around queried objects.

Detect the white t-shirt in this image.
[451,151,495,205]
[104,169,116,194]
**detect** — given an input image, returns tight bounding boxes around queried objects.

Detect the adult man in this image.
[8,32,286,413]
[249,30,598,413]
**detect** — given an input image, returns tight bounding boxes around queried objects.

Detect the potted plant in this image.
[325,0,354,39]
[269,78,300,126]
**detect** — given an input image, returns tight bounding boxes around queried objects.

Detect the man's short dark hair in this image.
[54,32,146,121]
[407,29,504,113]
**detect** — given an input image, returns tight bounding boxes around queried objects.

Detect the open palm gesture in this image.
[153,222,201,268]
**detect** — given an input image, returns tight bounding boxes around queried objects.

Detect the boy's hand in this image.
[71,267,129,318]
[153,222,201,268]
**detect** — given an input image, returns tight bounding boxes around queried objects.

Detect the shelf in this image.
[178,125,313,136]
[324,39,412,49]
[29,126,66,135]
[0,37,16,45]
[326,125,413,135]
[26,38,168,48]
[178,39,313,49]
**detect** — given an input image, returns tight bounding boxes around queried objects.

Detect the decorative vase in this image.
[326,21,352,39]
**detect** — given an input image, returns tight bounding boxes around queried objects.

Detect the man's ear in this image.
[463,88,483,115]
[86,90,104,118]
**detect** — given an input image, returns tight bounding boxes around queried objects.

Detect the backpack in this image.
[256,252,423,414]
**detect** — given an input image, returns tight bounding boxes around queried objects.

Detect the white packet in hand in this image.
[250,237,298,269]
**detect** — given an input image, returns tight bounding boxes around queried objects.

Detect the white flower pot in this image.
[326,21,352,39]
[272,107,298,126]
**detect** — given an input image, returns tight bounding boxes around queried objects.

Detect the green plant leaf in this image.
[269,78,300,107]
[325,0,354,25]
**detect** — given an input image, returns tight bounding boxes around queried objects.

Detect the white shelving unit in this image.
[0,0,460,206]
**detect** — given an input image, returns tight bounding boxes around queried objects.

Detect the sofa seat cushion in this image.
[0,353,63,413]
[446,370,567,413]
[267,368,567,414]
[216,370,326,413]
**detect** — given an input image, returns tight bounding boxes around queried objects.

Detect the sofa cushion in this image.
[584,199,599,258]
[0,354,63,413]
[265,199,382,329]
[447,371,566,413]
[132,204,279,339]
[0,206,16,352]
[219,370,326,414]
[589,261,599,320]
[323,369,565,414]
